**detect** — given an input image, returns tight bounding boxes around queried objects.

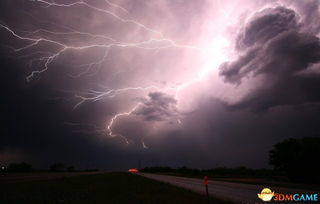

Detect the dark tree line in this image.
[141,166,282,178]
[269,137,320,183]
[4,162,33,172]
[0,162,79,173]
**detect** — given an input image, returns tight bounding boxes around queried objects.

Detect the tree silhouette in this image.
[269,137,320,183]
[7,162,33,172]
[67,166,75,172]
[50,162,65,172]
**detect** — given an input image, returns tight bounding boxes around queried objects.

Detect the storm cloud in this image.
[220,6,320,110]
[1,0,320,170]
[133,92,179,122]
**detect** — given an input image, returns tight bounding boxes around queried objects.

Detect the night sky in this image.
[1,0,320,170]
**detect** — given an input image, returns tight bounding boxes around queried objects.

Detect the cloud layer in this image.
[134,92,179,122]
[1,0,320,170]
[220,6,320,110]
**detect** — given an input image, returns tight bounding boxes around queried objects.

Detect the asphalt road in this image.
[139,173,320,204]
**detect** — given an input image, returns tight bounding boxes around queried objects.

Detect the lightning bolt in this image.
[73,85,162,109]
[107,103,141,144]
[33,0,164,37]
[105,0,130,14]
[0,0,226,148]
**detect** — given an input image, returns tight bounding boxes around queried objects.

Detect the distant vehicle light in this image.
[128,168,139,173]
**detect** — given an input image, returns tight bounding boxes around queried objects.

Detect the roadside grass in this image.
[0,172,231,204]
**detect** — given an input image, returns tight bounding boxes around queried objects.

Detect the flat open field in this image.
[0,172,229,204]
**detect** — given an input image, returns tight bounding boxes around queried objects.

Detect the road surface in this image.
[139,173,320,204]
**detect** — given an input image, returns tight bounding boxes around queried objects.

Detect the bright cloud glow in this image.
[198,36,230,79]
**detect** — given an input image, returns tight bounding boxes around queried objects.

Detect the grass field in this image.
[0,172,230,204]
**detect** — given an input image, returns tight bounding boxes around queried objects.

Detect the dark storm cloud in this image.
[220,6,320,110]
[236,7,297,50]
[221,31,320,84]
[219,47,259,84]
[133,92,178,121]
[289,0,320,35]
[0,0,205,170]
[172,98,320,168]
[0,54,102,167]
[1,0,320,171]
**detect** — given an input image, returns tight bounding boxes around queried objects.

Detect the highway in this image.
[139,173,320,204]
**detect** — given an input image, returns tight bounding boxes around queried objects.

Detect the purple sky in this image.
[1,0,320,170]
